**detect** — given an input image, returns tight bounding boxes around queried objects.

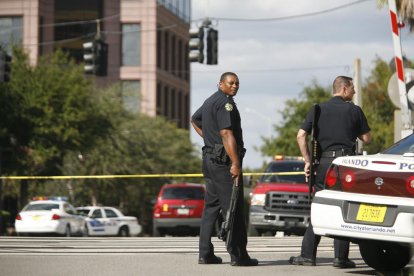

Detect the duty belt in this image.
[321,149,355,158]
[202,146,214,154]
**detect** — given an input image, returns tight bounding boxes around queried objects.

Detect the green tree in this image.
[260,58,401,161]
[260,80,331,158]
[60,86,201,234]
[361,58,395,153]
[0,48,112,207]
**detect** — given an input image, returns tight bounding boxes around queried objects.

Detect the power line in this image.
[190,64,351,73]
[0,13,120,35]
[192,0,372,22]
[19,24,178,47]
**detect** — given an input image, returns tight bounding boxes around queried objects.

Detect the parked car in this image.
[76,206,142,237]
[153,183,205,236]
[248,155,309,236]
[15,196,85,236]
[311,133,414,271]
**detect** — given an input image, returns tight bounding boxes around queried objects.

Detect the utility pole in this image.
[353,58,363,154]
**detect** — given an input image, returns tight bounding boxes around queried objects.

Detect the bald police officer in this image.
[290,75,371,268]
[191,72,258,266]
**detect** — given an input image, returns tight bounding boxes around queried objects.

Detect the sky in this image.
[189,0,414,169]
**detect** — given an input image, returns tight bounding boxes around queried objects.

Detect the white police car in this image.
[311,133,414,271]
[76,206,142,237]
[15,197,85,236]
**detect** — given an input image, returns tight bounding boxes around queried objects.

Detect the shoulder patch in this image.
[225,103,233,111]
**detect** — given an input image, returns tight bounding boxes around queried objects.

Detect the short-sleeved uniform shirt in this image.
[300,96,370,152]
[192,90,244,148]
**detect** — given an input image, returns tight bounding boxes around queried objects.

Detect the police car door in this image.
[88,208,106,236]
[103,208,120,235]
[64,203,82,234]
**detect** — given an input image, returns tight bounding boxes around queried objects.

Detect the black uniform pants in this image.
[199,153,248,261]
[301,156,350,260]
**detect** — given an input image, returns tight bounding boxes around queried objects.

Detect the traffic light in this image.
[0,50,11,82]
[206,28,218,65]
[83,39,108,76]
[188,27,204,63]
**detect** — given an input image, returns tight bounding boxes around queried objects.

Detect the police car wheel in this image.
[82,225,89,237]
[64,225,71,237]
[118,226,129,237]
[359,240,412,271]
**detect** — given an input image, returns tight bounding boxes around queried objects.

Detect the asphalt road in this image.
[0,236,412,276]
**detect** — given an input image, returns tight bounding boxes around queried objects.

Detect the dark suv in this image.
[153,183,205,236]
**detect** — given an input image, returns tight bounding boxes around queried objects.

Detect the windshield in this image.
[382,133,414,154]
[24,203,60,211]
[76,209,91,217]
[162,187,205,200]
[260,161,306,184]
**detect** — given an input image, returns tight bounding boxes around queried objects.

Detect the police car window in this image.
[64,204,75,214]
[162,187,205,200]
[104,209,118,218]
[261,162,306,184]
[77,209,90,217]
[382,133,414,154]
[25,203,60,211]
[91,209,103,218]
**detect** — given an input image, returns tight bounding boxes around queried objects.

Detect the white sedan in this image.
[311,133,414,271]
[76,206,142,237]
[15,197,85,236]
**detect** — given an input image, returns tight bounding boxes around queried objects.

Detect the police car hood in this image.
[332,153,414,173]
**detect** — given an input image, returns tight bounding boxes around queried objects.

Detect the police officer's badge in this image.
[225,103,233,111]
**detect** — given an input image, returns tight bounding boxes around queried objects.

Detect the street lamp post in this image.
[245,107,272,137]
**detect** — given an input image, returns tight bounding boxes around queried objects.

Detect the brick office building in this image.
[0,0,191,128]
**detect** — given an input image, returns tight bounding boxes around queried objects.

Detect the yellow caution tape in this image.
[0,171,304,180]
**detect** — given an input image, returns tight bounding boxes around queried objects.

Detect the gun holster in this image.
[213,144,229,164]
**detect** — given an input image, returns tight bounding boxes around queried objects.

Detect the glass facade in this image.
[157,0,191,23]
[0,17,23,53]
[122,24,140,66]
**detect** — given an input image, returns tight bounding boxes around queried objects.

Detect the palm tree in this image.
[399,0,414,30]
[378,0,414,31]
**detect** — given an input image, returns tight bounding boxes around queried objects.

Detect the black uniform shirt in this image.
[300,96,370,151]
[192,90,244,148]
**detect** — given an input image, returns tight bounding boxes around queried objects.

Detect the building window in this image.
[163,31,169,71]
[121,81,141,113]
[164,86,169,117]
[171,89,176,120]
[156,26,162,69]
[0,17,23,53]
[122,24,140,66]
[178,39,183,79]
[171,35,176,75]
[156,82,162,115]
[54,0,102,62]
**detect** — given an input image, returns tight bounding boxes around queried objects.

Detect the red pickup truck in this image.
[248,156,310,236]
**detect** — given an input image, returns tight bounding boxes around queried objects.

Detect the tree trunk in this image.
[19,180,28,210]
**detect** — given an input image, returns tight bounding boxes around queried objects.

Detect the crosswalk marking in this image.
[0,236,359,256]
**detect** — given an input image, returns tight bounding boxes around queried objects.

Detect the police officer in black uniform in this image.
[289,75,371,268]
[191,72,258,266]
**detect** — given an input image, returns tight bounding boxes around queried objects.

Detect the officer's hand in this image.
[230,163,241,180]
[304,162,310,181]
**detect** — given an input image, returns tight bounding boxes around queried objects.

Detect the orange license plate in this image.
[356,203,387,223]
